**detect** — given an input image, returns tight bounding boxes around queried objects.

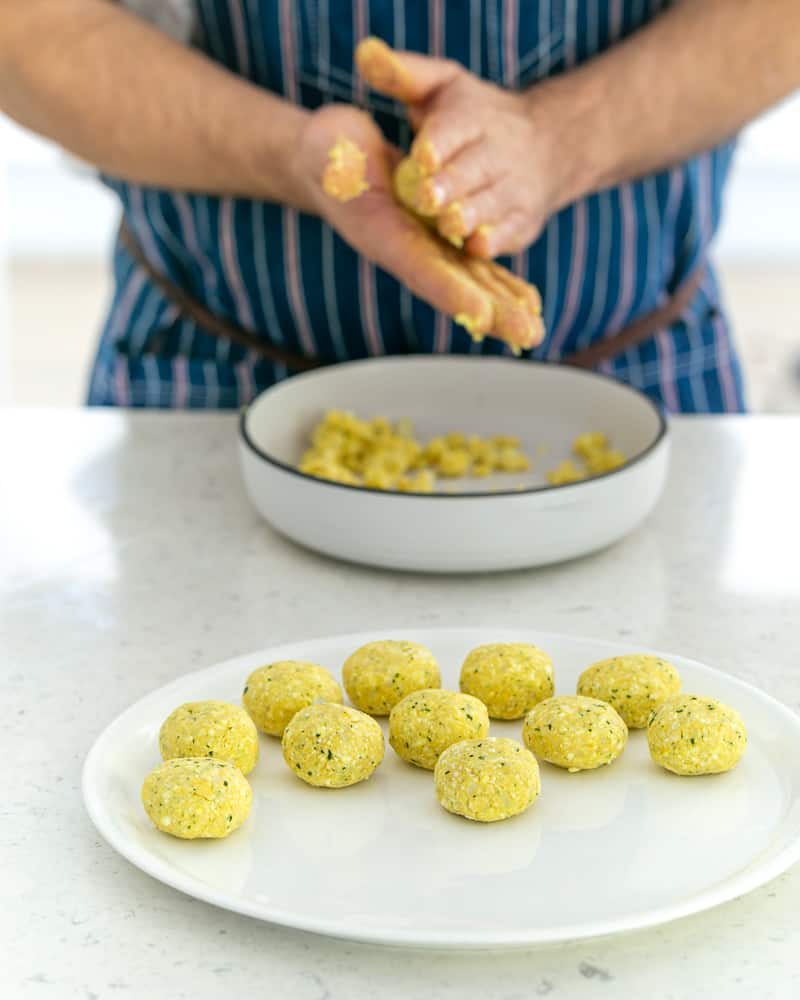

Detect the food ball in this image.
[577,654,682,729]
[282,702,385,788]
[523,695,628,771]
[141,757,252,839]
[647,695,747,775]
[434,737,540,823]
[243,660,343,737]
[158,700,259,775]
[342,640,441,716]
[389,689,490,770]
[459,643,554,719]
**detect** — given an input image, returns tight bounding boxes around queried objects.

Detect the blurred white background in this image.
[1,94,799,409]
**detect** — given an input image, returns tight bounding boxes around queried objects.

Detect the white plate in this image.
[238,357,670,572]
[83,628,800,949]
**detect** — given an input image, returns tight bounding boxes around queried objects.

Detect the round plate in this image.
[82,629,800,949]
[238,357,670,572]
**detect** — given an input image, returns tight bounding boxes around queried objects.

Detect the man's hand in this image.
[356,37,583,260]
[359,5,800,262]
[296,103,544,350]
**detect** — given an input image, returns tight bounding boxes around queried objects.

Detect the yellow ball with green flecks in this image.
[434,737,540,822]
[159,700,259,774]
[577,654,681,729]
[343,640,441,716]
[389,689,490,770]
[647,695,746,775]
[523,695,628,771]
[282,702,385,788]
[243,660,342,737]
[141,757,252,839]
[460,643,554,720]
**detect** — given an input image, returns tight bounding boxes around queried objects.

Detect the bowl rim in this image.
[238,356,669,500]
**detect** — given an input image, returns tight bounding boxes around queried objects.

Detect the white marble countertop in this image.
[2,411,799,1000]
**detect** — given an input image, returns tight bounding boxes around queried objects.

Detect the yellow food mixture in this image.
[389,688,490,770]
[546,459,586,485]
[243,660,343,738]
[647,694,747,775]
[299,410,532,491]
[159,700,259,775]
[577,654,682,729]
[343,639,441,716]
[141,757,252,839]
[392,156,431,217]
[523,695,628,772]
[459,642,554,720]
[392,154,468,248]
[282,702,385,787]
[546,432,627,485]
[434,737,541,822]
[322,136,369,202]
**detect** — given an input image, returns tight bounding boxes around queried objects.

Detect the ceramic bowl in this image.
[238,356,669,572]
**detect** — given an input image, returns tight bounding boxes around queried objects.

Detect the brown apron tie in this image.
[562,267,705,369]
[119,221,324,372]
[119,219,703,373]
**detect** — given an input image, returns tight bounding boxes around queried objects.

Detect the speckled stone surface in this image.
[2,411,798,999]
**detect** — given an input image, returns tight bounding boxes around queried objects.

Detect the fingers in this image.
[392,222,543,350]
[414,147,495,216]
[356,38,478,179]
[407,126,543,257]
[485,261,543,317]
[463,258,544,350]
[375,216,544,349]
[435,203,469,247]
[464,224,494,259]
[386,164,544,347]
[356,37,459,105]
[434,178,537,258]
[432,186,499,247]
[386,220,494,336]
[465,213,536,258]
[410,110,483,176]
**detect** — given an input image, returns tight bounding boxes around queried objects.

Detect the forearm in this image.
[0,0,312,208]
[536,0,800,202]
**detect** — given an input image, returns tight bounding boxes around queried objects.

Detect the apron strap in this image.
[119,219,703,375]
[119,220,325,372]
[562,268,705,369]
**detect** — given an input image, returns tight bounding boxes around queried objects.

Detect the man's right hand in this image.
[296,104,544,352]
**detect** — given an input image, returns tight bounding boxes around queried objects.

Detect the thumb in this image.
[356,37,459,105]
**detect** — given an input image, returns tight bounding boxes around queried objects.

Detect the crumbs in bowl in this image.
[298,410,531,492]
[546,432,627,485]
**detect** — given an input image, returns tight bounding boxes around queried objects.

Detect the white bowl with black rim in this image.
[238,356,669,573]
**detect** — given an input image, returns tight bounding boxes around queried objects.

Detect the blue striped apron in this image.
[88,0,746,413]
